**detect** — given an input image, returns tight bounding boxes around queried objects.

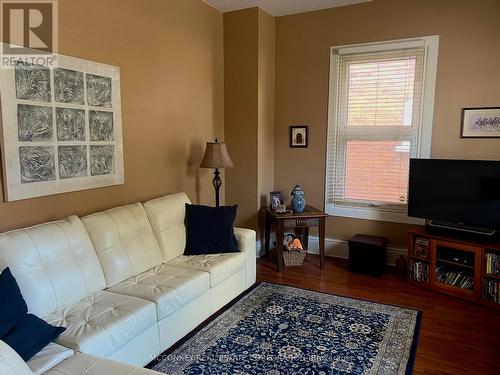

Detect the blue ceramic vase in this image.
[291,185,306,213]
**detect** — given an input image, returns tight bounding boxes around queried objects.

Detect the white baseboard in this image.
[255,235,406,266]
[307,236,406,266]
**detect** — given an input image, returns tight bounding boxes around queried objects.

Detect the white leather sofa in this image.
[0,193,256,375]
[1,340,161,375]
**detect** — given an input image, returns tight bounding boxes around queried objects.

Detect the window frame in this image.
[325,36,439,224]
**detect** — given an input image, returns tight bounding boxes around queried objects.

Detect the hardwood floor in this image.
[257,254,500,375]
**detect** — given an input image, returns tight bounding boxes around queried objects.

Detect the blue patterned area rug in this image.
[149,282,421,375]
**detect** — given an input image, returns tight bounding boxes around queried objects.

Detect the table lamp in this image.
[200,138,234,207]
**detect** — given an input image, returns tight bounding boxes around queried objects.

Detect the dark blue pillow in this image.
[2,314,66,361]
[0,267,28,337]
[184,204,239,255]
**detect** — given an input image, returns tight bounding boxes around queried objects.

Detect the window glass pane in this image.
[347,58,416,127]
[345,141,410,204]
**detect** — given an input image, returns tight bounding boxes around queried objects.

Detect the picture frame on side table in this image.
[270,191,285,211]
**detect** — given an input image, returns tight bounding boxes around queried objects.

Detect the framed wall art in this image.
[460,107,500,138]
[289,126,308,148]
[0,49,124,201]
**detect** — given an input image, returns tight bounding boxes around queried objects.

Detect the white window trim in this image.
[325,36,439,224]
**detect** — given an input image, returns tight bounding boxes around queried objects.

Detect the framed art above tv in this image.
[461,107,500,138]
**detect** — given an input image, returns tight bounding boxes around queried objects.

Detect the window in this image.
[326,37,439,223]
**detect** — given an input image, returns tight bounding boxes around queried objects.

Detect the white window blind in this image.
[327,47,426,213]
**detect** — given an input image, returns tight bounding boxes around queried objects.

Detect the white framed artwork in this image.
[0,50,124,201]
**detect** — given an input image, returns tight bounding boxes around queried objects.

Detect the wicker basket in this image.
[283,249,307,266]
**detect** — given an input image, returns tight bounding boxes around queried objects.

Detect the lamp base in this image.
[212,168,221,207]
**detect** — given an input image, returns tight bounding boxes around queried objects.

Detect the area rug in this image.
[149,282,421,375]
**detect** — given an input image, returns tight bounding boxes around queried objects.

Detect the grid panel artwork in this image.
[0,53,123,201]
[14,62,115,182]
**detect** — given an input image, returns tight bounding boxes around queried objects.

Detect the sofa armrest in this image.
[0,340,33,375]
[42,352,162,375]
[234,227,256,287]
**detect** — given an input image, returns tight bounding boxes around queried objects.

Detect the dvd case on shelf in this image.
[410,261,429,283]
[485,252,500,276]
[484,279,499,303]
[435,265,474,290]
[414,237,430,258]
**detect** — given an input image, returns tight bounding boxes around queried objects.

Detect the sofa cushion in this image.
[3,313,66,361]
[143,193,191,262]
[27,342,73,375]
[184,204,239,255]
[0,216,106,318]
[0,340,33,375]
[167,252,246,287]
[108,264,210,320]
[45,291,156,357]
[42,352,162,375]
[82,203,163,287]
[0,267,28,337]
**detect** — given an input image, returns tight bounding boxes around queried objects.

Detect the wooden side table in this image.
[264,205,328,271]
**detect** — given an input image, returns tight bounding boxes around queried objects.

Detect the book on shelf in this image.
[485,252,500,276]
[435,265,474,290]
[484,279,500,303]
[410,261,428,283]
[414,237,430,258]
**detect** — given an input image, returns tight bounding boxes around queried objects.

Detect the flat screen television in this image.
[408,159,500,239]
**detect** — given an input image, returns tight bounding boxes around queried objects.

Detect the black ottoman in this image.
[348,234,388,276]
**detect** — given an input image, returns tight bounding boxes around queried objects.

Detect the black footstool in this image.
[348,234,388,276]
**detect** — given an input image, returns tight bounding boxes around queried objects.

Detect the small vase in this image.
[395,255,407,277]
[291,185,306,213]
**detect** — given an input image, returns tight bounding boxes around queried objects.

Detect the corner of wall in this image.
[223,7,276,232]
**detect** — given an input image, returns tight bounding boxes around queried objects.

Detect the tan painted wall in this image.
[224,8,259,229]
[0,0,224,232]
[257,9,276,209]
[274,0,500,245]
[224,8,275,231]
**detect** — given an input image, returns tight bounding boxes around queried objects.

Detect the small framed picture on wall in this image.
[461,107,500,138]
[289,126,308,148]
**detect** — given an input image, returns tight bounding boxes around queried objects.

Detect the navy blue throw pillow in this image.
[2,314,66,361]
[184,204,240,255]
[0,267,28,337]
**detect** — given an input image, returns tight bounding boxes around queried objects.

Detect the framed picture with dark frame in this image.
[460,107,500,138]
[289,126,308,148]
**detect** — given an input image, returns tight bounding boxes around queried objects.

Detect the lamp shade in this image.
[200,140,234,169]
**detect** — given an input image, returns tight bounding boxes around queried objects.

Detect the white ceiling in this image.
[203,0,371,16]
